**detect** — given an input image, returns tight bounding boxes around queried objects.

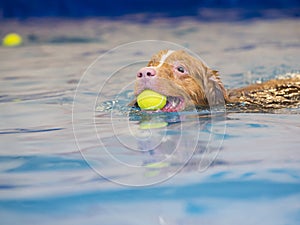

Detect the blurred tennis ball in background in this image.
[2,33,23,47]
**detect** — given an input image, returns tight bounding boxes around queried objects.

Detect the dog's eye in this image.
[177,66,185,73]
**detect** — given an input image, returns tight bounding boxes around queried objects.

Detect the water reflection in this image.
[86,109,226,186]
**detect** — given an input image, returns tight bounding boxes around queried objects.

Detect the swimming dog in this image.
[130,50,300,112]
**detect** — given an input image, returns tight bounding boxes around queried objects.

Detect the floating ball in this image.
[2,33,23,47]
[137,90,167,110]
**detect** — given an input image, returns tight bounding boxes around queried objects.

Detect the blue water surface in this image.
[1,16,300,225]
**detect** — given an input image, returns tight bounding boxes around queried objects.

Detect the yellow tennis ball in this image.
[2,33,23,47]
[137,90,167,110]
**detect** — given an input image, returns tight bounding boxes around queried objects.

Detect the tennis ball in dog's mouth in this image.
[2,33,23,47]
[137,90,167,110]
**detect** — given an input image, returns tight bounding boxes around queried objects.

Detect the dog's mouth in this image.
[161,96,185,112]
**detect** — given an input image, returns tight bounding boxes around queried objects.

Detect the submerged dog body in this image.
[131,50,300,112]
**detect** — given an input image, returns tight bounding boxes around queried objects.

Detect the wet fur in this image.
[132,50,300,111]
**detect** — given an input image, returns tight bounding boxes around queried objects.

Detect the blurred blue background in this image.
[1,0,299,19]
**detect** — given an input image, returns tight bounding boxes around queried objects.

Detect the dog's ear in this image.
[203,69,228,106]
[181,53,228,107]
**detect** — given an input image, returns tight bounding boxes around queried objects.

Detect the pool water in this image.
[0,18,300,225]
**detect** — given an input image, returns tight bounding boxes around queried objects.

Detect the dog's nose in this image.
[137,67,156,78]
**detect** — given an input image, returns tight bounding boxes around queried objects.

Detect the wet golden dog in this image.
[130,50,300,112]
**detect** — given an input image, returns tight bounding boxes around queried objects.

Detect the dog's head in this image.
[131,50,227,112]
